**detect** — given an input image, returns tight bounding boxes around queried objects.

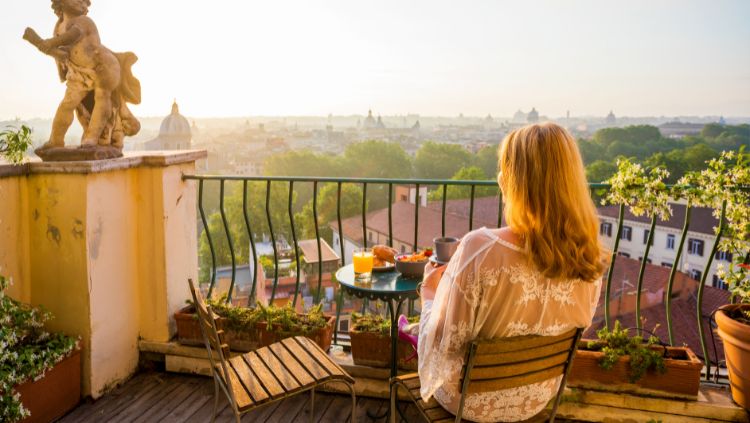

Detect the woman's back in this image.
[417,227,601,422]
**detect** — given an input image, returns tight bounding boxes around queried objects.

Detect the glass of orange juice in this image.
[353,247,374,282]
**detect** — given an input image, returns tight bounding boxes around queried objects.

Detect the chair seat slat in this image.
[293,337,348,378]
[255,347,302,392]
[474,329,578,354]
[227,356,270,404]
[465,364,565,394]
[222,364,255,410]
[280,338,331,380]
[240,353,285,398]
[268,342,316,386]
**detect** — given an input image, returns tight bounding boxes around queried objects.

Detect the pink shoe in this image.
[398,315,418,362]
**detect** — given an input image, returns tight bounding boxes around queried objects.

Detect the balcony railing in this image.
[182,174,742,387]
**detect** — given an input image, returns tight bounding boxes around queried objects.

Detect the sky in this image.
[1,0,749,120]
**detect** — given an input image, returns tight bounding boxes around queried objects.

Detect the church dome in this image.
[159,101,191,138]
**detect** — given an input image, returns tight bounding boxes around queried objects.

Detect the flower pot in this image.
[257,315,335,352]
[568,342,703,399]
[16,348,81,423]
[349,330,418,370]
[715,303,750,409]
[224,327,260,352]
[175,305,259,352]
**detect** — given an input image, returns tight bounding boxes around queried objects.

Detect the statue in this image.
[23,0,141,161]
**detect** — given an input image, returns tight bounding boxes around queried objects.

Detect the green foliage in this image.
[414,141,475,179]
[351,312,419,335]
[586,321,666,383]
[679,149,750,303]
[0,125,33,165]
[294,183,364,240]
[257,301,328,334]
[342,140,412,179]
[206,295,263,332]
[585,160,618,183]
[1,275,78,422]
[603,158,672,220]
[428,166,498,200]
[475,145,499,179]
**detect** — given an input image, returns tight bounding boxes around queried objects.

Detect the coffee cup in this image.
[433,237,460,263]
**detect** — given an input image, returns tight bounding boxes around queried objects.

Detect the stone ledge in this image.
[0,150,207,177]
[140,340,749,422]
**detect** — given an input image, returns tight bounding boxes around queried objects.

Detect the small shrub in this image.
[586,321,666,383]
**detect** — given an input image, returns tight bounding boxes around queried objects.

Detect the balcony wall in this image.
[0,151,205,397]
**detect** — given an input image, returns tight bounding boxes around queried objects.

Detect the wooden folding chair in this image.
[390,328,583,423]
[188,279,357,423]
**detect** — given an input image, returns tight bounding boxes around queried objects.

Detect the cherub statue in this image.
[23,0,141,159]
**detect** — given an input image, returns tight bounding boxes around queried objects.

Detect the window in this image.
[600,222,612,237]
[643,229,653,245]
[715,251,733,262]
[666,234,675,250]
[400,194,408,202]
[619,252,631,258]
[368,231,373,242]
[688,238,704,256]
[712,275,728,290]
[689,269,702,281]
[637,257,652,264]
[661,262,673,268]
[621,226,632,241]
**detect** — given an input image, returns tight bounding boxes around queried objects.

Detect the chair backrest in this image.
[455,328,583,422]
[187,279,233,384]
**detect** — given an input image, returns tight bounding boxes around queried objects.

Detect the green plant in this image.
[0,125,33,165]
[257,302,328,334]
[678,149,750,305]
[0,275,78,422]
[586,321,666,383]
[206,295,263,332]
[351,312,419,335]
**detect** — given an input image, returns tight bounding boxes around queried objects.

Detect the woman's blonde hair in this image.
[498,122,606,282]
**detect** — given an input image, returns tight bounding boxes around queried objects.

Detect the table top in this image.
[335,264,420,301]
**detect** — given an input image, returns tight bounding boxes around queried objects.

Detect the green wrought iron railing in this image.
[184,174,739,385]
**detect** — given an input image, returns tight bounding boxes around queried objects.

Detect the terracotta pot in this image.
[349,330,418,370]
[257,315,335,352]
[715,303,750,409]
[568,342,703,398]
[16,348,81,423]
[224,327,260,352]
[175,305,260,352]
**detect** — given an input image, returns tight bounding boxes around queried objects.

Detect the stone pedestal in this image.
[0,151,206,397]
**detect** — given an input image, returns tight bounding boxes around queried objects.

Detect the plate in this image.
[429,255,449,265]
[373,262,395,272]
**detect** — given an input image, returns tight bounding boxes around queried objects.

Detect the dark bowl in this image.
[395,254,427,278]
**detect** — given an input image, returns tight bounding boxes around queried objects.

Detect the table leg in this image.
[367,298,404,421]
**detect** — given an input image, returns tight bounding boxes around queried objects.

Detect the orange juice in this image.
[353,250,374,274]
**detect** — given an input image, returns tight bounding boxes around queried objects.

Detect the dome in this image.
[159,101,191,138]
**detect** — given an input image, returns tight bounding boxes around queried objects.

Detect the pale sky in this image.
[1,0,749,120]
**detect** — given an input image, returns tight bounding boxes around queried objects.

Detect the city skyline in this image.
[1,0,749,120]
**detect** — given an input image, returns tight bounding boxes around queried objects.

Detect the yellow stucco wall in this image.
[0,152,203,398]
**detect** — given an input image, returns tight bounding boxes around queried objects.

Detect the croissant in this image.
[372,245,397,263]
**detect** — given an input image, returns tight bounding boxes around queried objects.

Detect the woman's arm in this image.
[420,262,446,301]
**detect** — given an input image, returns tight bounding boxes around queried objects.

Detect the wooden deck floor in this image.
[60,371,423,422]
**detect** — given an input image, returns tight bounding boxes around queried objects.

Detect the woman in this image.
[409,122,605,422]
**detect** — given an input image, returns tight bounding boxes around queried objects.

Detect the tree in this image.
[414,142,474,179]
[295,183,364,241]
[475,145,499,179]
[585,160,618,183]
[341,140,412,179]
[428,166,498,200]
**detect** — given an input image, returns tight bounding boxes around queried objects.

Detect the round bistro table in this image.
[335,264,420,420]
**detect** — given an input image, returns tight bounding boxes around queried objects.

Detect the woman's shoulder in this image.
[468,227,524,254]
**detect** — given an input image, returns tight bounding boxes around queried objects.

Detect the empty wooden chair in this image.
[390,328,582,423]
[188,279,356,423]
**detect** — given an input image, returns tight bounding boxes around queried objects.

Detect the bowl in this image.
[395,254,427,278]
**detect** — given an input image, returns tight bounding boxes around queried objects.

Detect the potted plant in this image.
[256,302,335,352]
[569,321,703,398]
[680,150,750,409]
[0,125,33,165]
[1,275,81,423]
[177,295,261,352]
[349,312,419,370]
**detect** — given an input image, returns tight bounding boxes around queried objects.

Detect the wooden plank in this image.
[466,364,565,394]
[424,405,454,421]
[320,392,354,422]
[268,341,316,386]
[475,329,577,354]
[255,346,302,393]
[293,336,347,377]
[242,351,285,397]
[228,355,271,403]
[239,398,285,422]
[473,338,573,366]
[160,378,215,423]
[262,391,309,422]
[59,373,159,422]
[280,337,331,381]
[109,374,185,423]
[131,376,202,423]
[223,364,255,410]
[469,351,569,380]
[417,397,443,411]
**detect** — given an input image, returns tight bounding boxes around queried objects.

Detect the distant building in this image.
[658,121,704,139]
[527,107,539,123]
[142,101,192,150]
[605,110,616,125]
[512,109,526,123]
[363,110,377,129]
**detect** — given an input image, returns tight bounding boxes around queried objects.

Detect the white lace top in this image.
[418,227,601,422]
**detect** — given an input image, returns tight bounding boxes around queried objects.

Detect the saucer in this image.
[429,255,449,265]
